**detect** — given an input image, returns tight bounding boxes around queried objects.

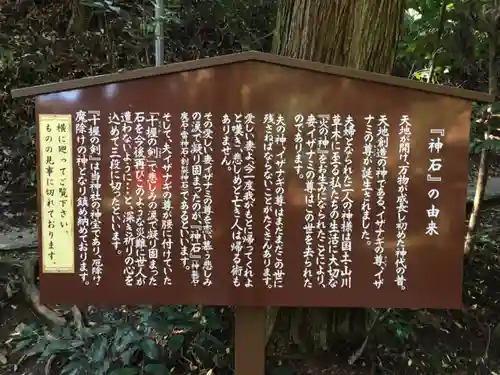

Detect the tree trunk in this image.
[273,0,404,73]
[347,1,404,74]
[267,0,405,352]
[464,4,498,257]
[272,0,351,65]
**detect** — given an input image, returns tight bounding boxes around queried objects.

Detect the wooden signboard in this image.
[12,51,493,375]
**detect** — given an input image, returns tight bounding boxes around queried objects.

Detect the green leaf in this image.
[45,341,70,353]
[90,336,108,363]
[13,339,32,352]
[101,358,111,373]
[70,340,85,348]
[478,139,500,152]
[59,326,73,339]
[144,363,170,375]
[23,342,47,358]
[491,101,500,114]
[120,347,137,365]
[137,308,153,321]
[406,42,417,52]
[115,328,142,352]
[108,367,139,375]
[167,334,184,353]
[91,324,112,335]
[141,339,159,360]
[199,332,226,351]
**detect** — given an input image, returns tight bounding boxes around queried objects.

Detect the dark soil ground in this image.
[0,156,499,375]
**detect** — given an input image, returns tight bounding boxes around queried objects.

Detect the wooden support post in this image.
[234,307,266,375]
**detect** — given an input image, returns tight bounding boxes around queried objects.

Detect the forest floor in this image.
[0,156,499,375]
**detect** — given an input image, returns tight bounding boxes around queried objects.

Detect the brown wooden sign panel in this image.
[32,56,475,309]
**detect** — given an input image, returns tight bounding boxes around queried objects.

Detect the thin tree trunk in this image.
[464,20,498,256]
[427,0,447,83]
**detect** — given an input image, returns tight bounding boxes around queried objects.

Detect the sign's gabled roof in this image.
[11,51,494,102]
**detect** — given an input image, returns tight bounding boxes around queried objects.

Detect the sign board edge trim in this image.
[11,51,494,103]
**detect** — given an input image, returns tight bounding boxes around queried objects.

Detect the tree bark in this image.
[267,0,405,351]
[347,0,404,74]
[272,0,351,66]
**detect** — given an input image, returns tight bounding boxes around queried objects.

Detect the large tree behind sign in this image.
[272,0,404,73]
[267,0,405,350]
